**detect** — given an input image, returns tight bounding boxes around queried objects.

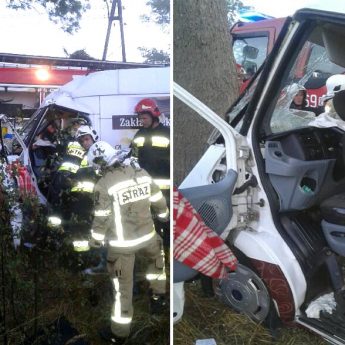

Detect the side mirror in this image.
[243,45,259,60]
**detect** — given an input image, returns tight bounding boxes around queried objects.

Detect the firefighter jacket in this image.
[47,141,86,221]
[68,165,99,251]
[91,164,169,252]
[131,123,170,190]
[46,141,96,254]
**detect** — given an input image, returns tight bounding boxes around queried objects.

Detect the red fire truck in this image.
[231,16,340,112]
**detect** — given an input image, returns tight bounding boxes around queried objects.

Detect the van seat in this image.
[320,193,345,256]
[320,194,345,226]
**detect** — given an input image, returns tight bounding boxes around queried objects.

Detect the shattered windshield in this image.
[227,72,261,131]
[269,33,345,134]
[270,84,316,132]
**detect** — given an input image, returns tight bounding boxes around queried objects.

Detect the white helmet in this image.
[76,125,99,142]
[87,141,124,169]
[322,74,345,103]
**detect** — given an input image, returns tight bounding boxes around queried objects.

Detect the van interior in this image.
[246,17,345,339]
[8,105,90,197]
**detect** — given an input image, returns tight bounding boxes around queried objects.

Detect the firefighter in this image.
[131,98,170,248]
[87,141,169,343]
[68,125,100,253]
[73,124,110,273]
[47,140,86,229]
[75,124,99,152]
[47,124,99,228]
[47,125,99,269]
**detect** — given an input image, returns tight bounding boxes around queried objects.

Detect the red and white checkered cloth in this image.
[6,162,37,198]
[17,165,37,197]
[173,187,237,279]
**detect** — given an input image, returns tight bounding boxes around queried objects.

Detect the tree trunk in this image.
[173,0,240,185]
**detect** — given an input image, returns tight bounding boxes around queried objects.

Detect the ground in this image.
[174,280,328,345]
[0,165,170,345]
[1,238,169,345]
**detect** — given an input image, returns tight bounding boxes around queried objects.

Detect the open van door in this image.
[173,83,251,281]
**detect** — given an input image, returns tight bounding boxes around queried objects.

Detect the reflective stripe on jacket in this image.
[91,165,168,250]
[131,123,170,182]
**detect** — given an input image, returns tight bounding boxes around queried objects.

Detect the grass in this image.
[0,186,170,345]
[173,280,328,345]
[1,240,170,345]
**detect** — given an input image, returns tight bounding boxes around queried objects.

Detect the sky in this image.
[0,0,323,63]
[0,0,169,62]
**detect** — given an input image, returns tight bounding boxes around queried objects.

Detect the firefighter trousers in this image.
[107,234,166,338]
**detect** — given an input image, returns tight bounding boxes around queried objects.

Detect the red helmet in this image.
[135,98,161,117]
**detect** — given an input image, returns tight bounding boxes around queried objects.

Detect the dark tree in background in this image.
[227,0,244,25]
[63,48,96,60]
[174,0,240,185]
[138,47,170,64]
[139,0,170,64]
[142,0,170,25]
[6,0,90,33]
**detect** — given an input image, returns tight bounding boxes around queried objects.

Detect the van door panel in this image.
[174,169,238,283]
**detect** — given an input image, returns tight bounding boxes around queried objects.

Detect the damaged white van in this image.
[174,3,345,344]
[1,66,169,203]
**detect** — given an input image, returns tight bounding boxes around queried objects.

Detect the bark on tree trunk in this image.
[173,0,240,185]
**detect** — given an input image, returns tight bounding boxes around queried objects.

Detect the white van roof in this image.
[42,66,170,112]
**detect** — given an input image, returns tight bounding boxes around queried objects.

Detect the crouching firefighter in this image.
[87,141,169,343]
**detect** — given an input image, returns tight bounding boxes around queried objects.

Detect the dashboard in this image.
[278,127,342,160]
[265,127,345,210]
[268,127,345,179]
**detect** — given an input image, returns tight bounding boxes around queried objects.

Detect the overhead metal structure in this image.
[102,0,126,62]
